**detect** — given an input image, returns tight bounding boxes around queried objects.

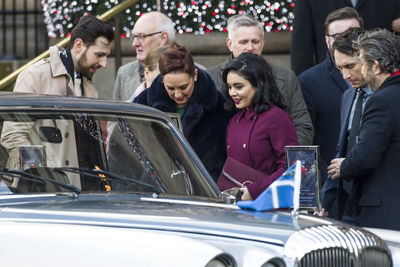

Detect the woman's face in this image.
[163,69,197,108]
[227,71,256,109]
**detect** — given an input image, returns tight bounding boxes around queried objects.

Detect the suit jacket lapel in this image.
[337,89,356,157]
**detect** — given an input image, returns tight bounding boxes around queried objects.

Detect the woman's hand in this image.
[239,186,252,201]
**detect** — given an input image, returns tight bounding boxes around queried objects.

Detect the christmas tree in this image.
[41,0,294,38]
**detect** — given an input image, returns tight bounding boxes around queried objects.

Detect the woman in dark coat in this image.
[134,43,232,181]
[221,52,298,200]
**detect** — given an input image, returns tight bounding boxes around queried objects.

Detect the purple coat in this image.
[226,105,298,198]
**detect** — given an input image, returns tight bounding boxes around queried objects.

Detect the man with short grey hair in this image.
[328,29,400,230]
[208,14,313,145]
[113,11,175,101]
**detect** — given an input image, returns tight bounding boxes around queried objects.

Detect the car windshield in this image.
[0,110,218,198]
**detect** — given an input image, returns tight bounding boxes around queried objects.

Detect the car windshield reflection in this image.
[0,111,217,198]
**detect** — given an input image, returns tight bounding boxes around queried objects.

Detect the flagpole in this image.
[292,160,302,215]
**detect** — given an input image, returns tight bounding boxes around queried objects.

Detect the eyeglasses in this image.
[130,31,162,42]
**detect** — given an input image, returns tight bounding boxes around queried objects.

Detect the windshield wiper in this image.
[0,168,81,194]
[54,167,160,194]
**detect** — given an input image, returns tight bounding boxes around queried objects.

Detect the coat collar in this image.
[49,46,69,78]
[380,71,400,90]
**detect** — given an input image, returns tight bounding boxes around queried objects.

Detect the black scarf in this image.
[59,47,75,83]
[59,47,84,94]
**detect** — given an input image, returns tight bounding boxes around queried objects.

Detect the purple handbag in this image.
[217,157,266,191]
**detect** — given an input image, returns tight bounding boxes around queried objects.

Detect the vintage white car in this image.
[0,94,397,267]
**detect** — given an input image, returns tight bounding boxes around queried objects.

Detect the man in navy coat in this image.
[328,29,400,230]
[298,8,363,196]
[319,28,373,220]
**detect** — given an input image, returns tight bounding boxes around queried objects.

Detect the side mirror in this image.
[221,188,242,204]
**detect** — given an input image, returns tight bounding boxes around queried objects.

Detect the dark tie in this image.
[343,89,365,195]
[347,89,365,155]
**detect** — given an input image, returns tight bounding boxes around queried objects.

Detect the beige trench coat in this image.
[1,46,98,188]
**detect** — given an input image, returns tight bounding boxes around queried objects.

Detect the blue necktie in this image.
[351,0,358,7]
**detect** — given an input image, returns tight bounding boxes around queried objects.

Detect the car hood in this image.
[0,193,334,246]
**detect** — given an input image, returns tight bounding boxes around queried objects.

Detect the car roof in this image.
[0,92,165,118]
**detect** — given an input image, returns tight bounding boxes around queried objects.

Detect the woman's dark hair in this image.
[222,52,286,113]
[159,42,195,76]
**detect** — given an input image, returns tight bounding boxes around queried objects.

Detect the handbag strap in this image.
[222,169,252,188]
[222,169,243,187]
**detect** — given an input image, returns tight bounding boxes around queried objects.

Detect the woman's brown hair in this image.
[159,42,195,76]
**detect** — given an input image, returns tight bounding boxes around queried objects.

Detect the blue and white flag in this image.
[237,161,301,212]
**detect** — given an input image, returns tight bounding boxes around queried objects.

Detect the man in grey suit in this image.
[207,14,313,145]
[319,28,373,220]
[112,12,175,101]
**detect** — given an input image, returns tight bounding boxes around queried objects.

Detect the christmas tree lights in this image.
[41,0,294,38]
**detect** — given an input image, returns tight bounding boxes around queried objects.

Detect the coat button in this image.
[65,132,69,138]
[243,144,246,149]
[65,160,69,166]
[227,145,230,149]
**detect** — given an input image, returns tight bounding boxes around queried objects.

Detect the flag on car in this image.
[237,160,301,212]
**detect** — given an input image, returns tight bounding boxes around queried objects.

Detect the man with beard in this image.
[328,29,400,230]
[207,14,313,145]
[12,16,113,97]
[1,16,114,190]
[319,28,374,221]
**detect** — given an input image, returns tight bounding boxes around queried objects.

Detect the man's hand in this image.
[239,186,252,201]
[392,18,400,32]
[327,158,345,180]
[313,208,329,217]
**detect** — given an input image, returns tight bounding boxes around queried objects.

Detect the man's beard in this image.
[77,49,95,79]
[364,65,380,90]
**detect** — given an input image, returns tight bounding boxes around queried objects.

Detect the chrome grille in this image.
[284,225,392,267]
[299,248,354,267]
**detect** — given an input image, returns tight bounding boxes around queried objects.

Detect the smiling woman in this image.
[132,43,234,181]
[219,52,298,200]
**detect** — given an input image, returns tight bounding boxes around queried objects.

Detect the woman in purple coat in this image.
[221,52,298,200]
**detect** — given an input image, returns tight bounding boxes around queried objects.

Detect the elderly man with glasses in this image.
[112,12,175,101]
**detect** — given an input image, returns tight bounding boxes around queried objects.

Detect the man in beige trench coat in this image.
[1,16,114,189]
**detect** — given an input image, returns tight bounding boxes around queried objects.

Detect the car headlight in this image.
[205,253,236,267]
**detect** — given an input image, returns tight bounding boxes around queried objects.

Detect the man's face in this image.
[76,36,111,79]
[334,50,366,88]
[132,15,163,62]
[226,25,264,58]
[359,49,380,90]
[325,18,360,54]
